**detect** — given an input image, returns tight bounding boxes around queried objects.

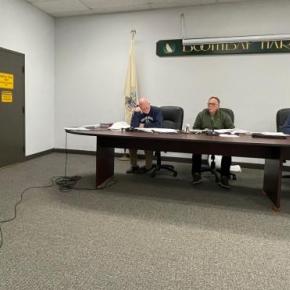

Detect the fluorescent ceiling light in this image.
[182,34,290,45]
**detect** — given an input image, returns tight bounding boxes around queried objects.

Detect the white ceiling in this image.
[25,0,253,17]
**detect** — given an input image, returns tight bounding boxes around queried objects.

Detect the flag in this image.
[124,31,138,124]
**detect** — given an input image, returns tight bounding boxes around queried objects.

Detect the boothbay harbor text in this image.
[156,39,290,57]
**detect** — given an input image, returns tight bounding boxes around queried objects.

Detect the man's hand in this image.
[134,106,141,112]
[139,123,144,128]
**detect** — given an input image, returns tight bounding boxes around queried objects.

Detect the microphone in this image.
[206,117,219,136]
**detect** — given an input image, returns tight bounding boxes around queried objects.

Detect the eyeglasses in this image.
[208,102,218,106]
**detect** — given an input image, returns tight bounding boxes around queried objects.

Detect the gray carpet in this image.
[1,152,290,290]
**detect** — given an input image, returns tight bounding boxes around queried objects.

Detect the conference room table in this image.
[66,128,290,210]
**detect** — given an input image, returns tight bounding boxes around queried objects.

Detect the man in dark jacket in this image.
[127,97,163,174]
[192,96,234,188]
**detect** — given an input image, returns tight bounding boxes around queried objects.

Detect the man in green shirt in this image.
[192,96,234,189]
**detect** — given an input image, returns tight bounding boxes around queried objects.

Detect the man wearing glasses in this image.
[192,96,234,188]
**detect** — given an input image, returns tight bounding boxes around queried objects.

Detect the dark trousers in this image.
[192,154,232,177]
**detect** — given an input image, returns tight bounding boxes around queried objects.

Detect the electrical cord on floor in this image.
[54,175,82,191]
[54,132,117,191]
[0,177,117,249]
[0,132,117,249]
[53,132,83,191]
[0,175,117,249]
[0,226,3,249]
[0,180,54,250]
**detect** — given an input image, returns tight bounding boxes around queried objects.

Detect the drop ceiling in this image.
[25,0,252,17]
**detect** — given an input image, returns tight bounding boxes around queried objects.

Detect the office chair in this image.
[276,108,290,178]
[150,106,184,177]
[201,108,237,181]
[276,108,290,132]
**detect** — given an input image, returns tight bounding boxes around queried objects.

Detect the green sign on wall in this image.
[156,39,290,57]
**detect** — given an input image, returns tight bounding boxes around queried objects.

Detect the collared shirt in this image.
[193,109,234,130]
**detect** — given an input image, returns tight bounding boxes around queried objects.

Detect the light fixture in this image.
[182,34,290,46]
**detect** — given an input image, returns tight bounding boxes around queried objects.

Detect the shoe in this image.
[126,166,140,174]
[137,166,154,174]
[218,175,230,189]
[192,173,202,184]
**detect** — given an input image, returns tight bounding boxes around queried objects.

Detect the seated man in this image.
[192,96,234,188]
[126,97,163,174]
[281,114,290,134]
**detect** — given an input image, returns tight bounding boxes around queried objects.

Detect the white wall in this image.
[55,0,290,161]
[0,0,55,156]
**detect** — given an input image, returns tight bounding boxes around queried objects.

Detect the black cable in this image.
[0,225,3,249]
[73,178,117,190]
[0,132,117,249]
[64,131,68,178]
[0,180,54,249]
[53,131,86,191]
[54,175,82,191]
[55,131,117,191]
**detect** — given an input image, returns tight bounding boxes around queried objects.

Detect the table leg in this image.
[96,142,114,188]
[263,158,282,209]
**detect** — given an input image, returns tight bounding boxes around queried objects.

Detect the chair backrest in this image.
[276,108,290,132]
[220,108,234,123]
[160,106,184,130]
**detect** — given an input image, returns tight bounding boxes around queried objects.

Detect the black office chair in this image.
[151,106,184,177]
[201,108,237,181]
[276,108,290,178]
[276,108,290,132]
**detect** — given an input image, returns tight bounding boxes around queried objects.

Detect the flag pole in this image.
[119,30,138,161]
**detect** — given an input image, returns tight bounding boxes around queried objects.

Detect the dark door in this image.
[0,47,25,167]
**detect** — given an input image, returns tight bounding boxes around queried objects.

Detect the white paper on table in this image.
[135,128,178,133]
[232,129,251,134]
[215,129,234,134]
[134,128,154,133]
[214,128,251,135]
[109,121,130,130]
[83,124,100,129]
[219,134,239,138]
[261,132,288,136]
[64,127,90,131]
[151,128,178,133]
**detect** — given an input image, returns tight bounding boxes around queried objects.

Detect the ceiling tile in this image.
[24,0,254,17]
[33,0,89,14]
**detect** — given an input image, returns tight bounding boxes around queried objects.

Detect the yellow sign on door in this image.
[1,91,13,103]
[0,73,14,89]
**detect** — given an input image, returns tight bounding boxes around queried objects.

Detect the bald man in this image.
[127,97,163,174]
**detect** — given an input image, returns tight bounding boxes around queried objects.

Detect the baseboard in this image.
[54,148,96,155]
[25,149,54,160]
[38,148,290,172]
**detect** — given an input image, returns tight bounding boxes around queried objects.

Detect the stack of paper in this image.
[151,128,178,133]
[261,132,288,136]
[134,128,154,133]
[83,124,100,129]
[215,129,234,134]
[219,134,239,138]
[134,128,178,133]
[64,127,90,131]
[109,121,130,130]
